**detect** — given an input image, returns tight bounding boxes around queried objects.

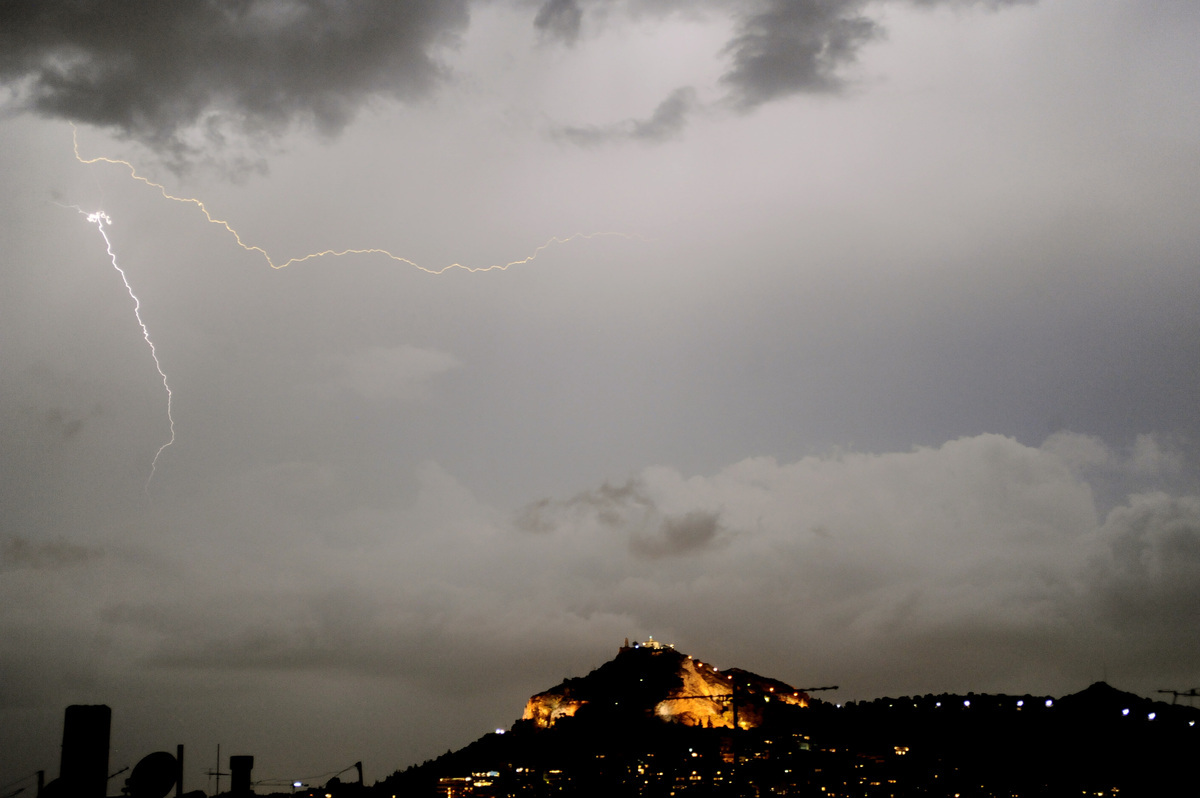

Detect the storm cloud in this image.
[538,0,1037,143]
[555,86,698,145]
[534,0,585,45]
[517,478,724,557]
[0,0,1038,156]
[720,0,880,107]
[0,0,469,158]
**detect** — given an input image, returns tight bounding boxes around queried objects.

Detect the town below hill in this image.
[378,639,1199,798]
[25,640,1200,798]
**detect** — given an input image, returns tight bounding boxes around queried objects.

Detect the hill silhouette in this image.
[375,641,1198,797]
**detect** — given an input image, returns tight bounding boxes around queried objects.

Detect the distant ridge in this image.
[375,643,1200,797]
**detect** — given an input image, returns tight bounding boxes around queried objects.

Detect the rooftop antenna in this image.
[205,744,228,796]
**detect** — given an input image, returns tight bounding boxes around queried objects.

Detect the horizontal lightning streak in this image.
[71,124,633,273]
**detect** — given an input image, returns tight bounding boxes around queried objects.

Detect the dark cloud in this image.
[516,478,655,532]
[516,479,724,558]
[514,498,556,534]
[42,407,84,439]
[550,0,1036,145]
[720,0,879,110]
[0,0,1036,156]
[534,0,585,45]
[555,86,697,145]
[723,0,1039,103]
[20,404,100,440]
[905,0,1035,8]
[586,479,657,524]
[0,0,469,159]
[630,86,698,140]
[553,0,884,144]
[630,510,723,558]
[1092,492,1200,627]
[1,536,103,570]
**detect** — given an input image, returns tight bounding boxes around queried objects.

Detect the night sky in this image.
[2,0,1199,790]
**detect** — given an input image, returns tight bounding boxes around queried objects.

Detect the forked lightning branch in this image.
[67,124,633,487]
[80,209,175,489]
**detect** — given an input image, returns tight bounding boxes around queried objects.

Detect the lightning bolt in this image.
[71,124,632,273]
[81,208,176,489]
[67,123,637,486]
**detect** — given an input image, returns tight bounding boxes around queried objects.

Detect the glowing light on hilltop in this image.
[80,209,176,488]
[71,124,633,274]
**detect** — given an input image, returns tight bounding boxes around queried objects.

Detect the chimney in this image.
[229,755,254,796]
[59,705,111,798]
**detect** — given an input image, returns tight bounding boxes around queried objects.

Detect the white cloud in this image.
[516,433,1197,695]
[1126,433,1185,480]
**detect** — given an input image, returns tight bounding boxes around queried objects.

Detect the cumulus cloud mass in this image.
[5,436,1195,733]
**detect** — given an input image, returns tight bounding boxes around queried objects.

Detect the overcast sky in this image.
[2,0,1199,790]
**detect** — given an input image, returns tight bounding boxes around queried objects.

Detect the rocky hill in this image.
[521,637,810,730]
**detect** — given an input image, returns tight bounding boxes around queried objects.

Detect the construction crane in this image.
[0,771,43,798]
[1158,688,1200,706]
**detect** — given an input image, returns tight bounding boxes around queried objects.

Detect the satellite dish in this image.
[126,751,178,798]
